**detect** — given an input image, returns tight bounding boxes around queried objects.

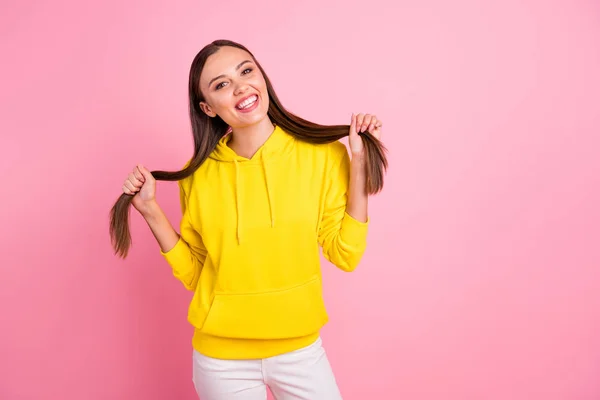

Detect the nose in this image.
[233,81,249,96]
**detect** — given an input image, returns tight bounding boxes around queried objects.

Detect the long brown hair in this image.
[109,39,388,258]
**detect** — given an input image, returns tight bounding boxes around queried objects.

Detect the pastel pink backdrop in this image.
[1,0,599,399]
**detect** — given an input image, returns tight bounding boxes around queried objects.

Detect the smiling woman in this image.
[108,39,387,400]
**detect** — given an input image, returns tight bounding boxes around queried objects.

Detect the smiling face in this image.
[198,46,270,129]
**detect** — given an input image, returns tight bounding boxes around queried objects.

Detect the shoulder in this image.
[328,140,349,159]
[294,140,350,174]
[177,159,195,196]
[296,138,349,160]
[321,140,350,168]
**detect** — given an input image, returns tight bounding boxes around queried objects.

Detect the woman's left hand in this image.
[349,113,383,158]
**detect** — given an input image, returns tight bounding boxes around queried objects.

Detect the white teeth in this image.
[237,95,257,109]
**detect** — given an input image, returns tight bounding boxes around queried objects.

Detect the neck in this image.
[228,117,276,159]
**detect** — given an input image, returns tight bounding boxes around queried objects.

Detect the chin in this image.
[236,106,270,127]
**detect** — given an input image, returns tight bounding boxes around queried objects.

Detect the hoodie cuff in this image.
[340,212,369,247]
[160,237,189,266]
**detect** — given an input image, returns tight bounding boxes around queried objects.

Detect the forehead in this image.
[200,46,253,86]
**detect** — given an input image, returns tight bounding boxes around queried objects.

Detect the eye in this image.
[215,82,227,90]
[241,68,253,75]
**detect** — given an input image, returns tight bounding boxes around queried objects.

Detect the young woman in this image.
[109,40,387,400]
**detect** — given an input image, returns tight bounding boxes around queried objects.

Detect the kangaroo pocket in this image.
[200,276,328,339]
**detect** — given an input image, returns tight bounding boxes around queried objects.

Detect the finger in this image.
[128,172,143,189]
[122,185,134,195]
[123,181,137,195]
[137,164,154,181]
[125,180,139,192]
[133,166,145,183]
[368,116,379,132]
[355,113,365,133]
[349,113,357,137]
[361,115,374,133]
[373,122,383,139]
[368,121,375,133]
[372,127,382,140]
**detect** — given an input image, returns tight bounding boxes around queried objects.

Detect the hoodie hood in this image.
[208,125,295,244]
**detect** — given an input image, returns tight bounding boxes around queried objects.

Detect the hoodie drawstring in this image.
[234,159,242,244]
[262,152,275,228]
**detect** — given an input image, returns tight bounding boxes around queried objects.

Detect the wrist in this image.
[139,200,161,219]
[351,153,367,166]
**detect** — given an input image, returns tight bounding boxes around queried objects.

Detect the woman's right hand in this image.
[122,164,156,215]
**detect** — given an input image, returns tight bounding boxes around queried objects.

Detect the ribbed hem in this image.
[341,212,369,246]
[160,237,187,265]
[191,330,321,360]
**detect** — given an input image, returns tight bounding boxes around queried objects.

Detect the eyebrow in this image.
[208,60,253,87]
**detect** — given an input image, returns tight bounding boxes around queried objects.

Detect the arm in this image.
[318,142,369,272]
[346,154,368,223]
[318,112,383,271]
[150,181,207,290]
[346,112,382,223]
[141,201,180,253]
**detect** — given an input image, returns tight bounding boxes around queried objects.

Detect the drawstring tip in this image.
[271,219,275,228]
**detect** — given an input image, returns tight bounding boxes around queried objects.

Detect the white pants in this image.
[192,337,343,400]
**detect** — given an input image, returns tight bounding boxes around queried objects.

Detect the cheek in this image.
[253,78,269,103]
[209,95,232,113]
[259,78,268,92]
[248,75,266,91]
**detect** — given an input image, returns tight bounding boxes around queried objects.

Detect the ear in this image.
[199,101,217,117]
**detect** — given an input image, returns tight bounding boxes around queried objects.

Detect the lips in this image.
[235,94,258,110]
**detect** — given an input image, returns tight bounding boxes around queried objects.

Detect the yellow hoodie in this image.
[160,125,368,359]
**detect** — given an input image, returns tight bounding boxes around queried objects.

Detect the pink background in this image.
[2,0,599,399]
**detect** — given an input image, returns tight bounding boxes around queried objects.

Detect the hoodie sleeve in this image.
[317,142,369,272]
[160,179,207,290]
